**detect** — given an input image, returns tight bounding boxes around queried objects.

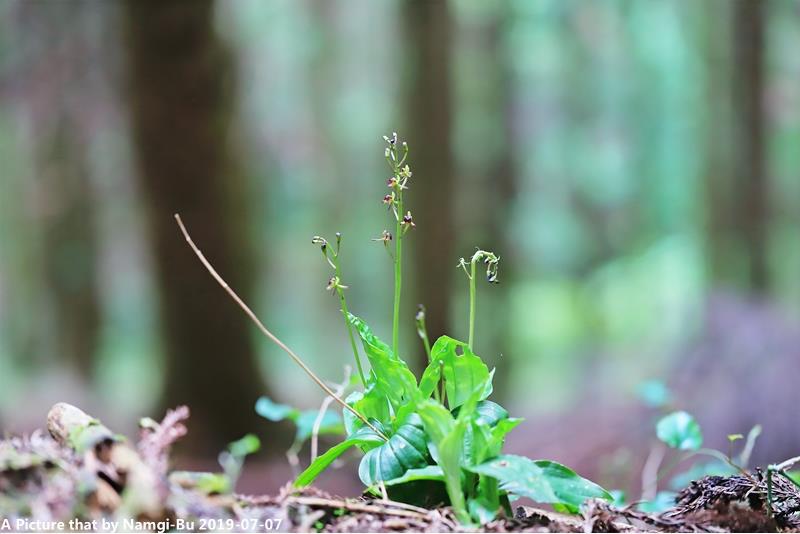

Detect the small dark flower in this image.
[311,235,328,252]
[485,257,500,284]
[382,194,394,205]
[387,176,398,188]
[400,211,415,231]
[326,275,347,292]
[372,230,393,244]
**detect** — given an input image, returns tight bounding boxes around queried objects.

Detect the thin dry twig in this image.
[641,443,666,502]
[311,366,351,462]
[174,214,387,441]
[374,497,431,515]
[775,455,800,472]
[286,495,428,520]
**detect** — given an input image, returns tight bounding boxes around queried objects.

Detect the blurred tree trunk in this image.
[38,120,100,376]
[405,0,455,371]
[15,2,102,377]
[124,0,267,449]
[703,1,735,287]
[481,11,516,404]
[732,0,768,292]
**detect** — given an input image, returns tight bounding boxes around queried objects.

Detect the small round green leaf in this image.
[656,411,703,451]
[255,397,298,422]
[228,433,261,457]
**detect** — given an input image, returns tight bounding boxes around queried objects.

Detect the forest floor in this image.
[2,404,799,533]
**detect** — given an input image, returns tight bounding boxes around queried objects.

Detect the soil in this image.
[2,404,799,533]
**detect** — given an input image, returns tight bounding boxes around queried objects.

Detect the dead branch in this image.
[174,214,387,441]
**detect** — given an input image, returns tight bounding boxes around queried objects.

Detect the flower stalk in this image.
[313,234,367,386]
[381,133,414,358]
[459,250,500,348]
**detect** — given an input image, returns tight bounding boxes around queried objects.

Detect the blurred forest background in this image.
[1,0,799,495]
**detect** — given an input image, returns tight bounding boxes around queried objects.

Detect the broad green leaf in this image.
[453,400,508,426]
[255,396,299,422]
[464,415,522,467]
[455,394,512,466]
[419,401,471,525]
[533,460,613,512]
[469,488,500,524]
[294,428,384,487]
[381,465,444,486]
[656,411,703,451]
[343,385,391,435]
[468,455,612,513]
[358,415,430,486]
[348,314,419,408]
[486,418,522,458]
[421,336,492,409]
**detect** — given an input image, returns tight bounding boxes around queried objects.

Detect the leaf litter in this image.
[2,404,799,532]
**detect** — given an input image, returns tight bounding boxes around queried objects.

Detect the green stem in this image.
[415,307,439,402]
[420,327,432,364]
[416,308,433,364]
[392,191,403,357]
[334,260,367,386]
[468,258,477,347]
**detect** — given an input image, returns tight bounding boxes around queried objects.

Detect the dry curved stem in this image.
[285,495,428,520]
[310,366,351,462]
[174,214,387,441]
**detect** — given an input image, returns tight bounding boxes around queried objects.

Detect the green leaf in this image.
[294,410,343,443]
[294,428,384,488]
[453,400,508,426]
[656,411,703,451]
[468,455,612,513]
[348,314,419,409]
[420,336,492,409]
[228,434,261,458]
[169,471,231,495]
[255,396,299,422]
[469,493,500,525]
[358,415,431,486]
[343,385,391,435]
[456,395,514,466]
[637,491,677,513]
[488,418,522,454]
[257,396,343,444]
[636,380,672,409]
[419,400,471,525]
[380,465,444,486]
